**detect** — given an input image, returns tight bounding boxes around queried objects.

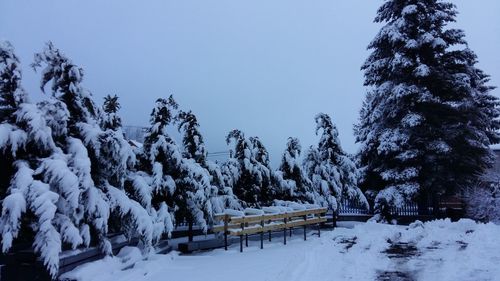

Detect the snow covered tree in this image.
[32,42,156,259]
[176,110,206,163]
[177,110,240,215]
[304,114,367,211]
[275,137,313,203]
[303,145,338,209]
[355,0,500,217]
[140,97,212,239]
[464,180,500,224]
[0,42,27,119]
[0,40,28,197]
[0,41,85,278]
[249,136,274,205]
[225,130,274,207]
[100,94,122,131]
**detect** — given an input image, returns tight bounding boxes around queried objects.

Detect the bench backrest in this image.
[213,208,328,236]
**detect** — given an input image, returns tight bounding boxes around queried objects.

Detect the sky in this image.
[1,0,500,167]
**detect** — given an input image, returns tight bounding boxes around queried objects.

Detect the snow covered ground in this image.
[61,219,500,281]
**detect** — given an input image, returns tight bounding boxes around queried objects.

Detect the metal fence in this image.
[338,198,441,217]
[338,198,370,215]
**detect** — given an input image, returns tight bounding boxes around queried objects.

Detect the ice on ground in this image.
[61,219,500,281]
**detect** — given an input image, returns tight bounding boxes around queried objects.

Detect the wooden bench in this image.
[213,207,328,252]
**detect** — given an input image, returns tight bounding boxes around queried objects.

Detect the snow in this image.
[401,5,418,16]
[62,219,500,281]
[244,208,264,216]
[222,208,245,217]
[414,64,430,77]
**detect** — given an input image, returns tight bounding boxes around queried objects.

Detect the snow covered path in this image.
[62,220,500,281]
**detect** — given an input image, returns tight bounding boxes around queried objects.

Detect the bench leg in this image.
[245,234,248,247]
[290,227,292,237]
[269,231,271,242]
[224,232,228,251]
[303,225,307,241]
[284,227,287,245]
[260,232,263,249]
[240,235,243,252]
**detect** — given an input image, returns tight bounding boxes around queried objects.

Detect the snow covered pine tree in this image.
[304,114,367,212]
[355,0,500,219]
[177,110,241,218]
[31,42,156,266]
[0,41,88,278]
[225,130,274,207]
[98,94,158,252]
[275,137,314,203]
[140,97,212,241]
[249,136,274,205]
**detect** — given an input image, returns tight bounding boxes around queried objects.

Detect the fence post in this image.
[240,222,245,252]
[240,235,243,252]
[284,215,287,245]
[260,217,264,249]
[224,214,228,251]
[317,212,321,238]
[303,215,307,241]
[268,220,272,242]
[332,209,337,228]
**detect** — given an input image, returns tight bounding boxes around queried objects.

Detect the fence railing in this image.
[389,202,419,216]
[338,198,370,215]
[337,198,458,217]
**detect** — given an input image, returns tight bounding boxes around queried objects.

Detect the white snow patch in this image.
[62,220,500,281]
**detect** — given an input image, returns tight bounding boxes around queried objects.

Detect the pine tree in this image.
[275,137,313,203]
[101,94,122,131]
[0,40,28,197]
[305,114,367,211]
[32,42,155,258]
[177,110,240,215]
[355,0,500,217]
[138,97,179,234]
[0,41,84,278]
[141,97,212,237]
[303,145,331,207]
[249,136,274,205]
[225,130,273,207]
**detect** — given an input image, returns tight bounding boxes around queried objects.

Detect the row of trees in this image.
[0,41,365,277]
[2,0,498,276]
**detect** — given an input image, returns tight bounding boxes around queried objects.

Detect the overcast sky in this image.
[1,0,499,167]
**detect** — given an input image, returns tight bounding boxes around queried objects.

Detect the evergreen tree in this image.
[32,42,155,258]
[275,137,313,203]
[0,40,28,197]
[0,41,84,278]
[225,130,265,207]
[177,110,240,215]
[100,94,122,131]
[303,145,331,207]
[305,114,367,211]
[355,0,500,217]
[177,110,207,163]
[141,97,212,236]
[249,136,274,205]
